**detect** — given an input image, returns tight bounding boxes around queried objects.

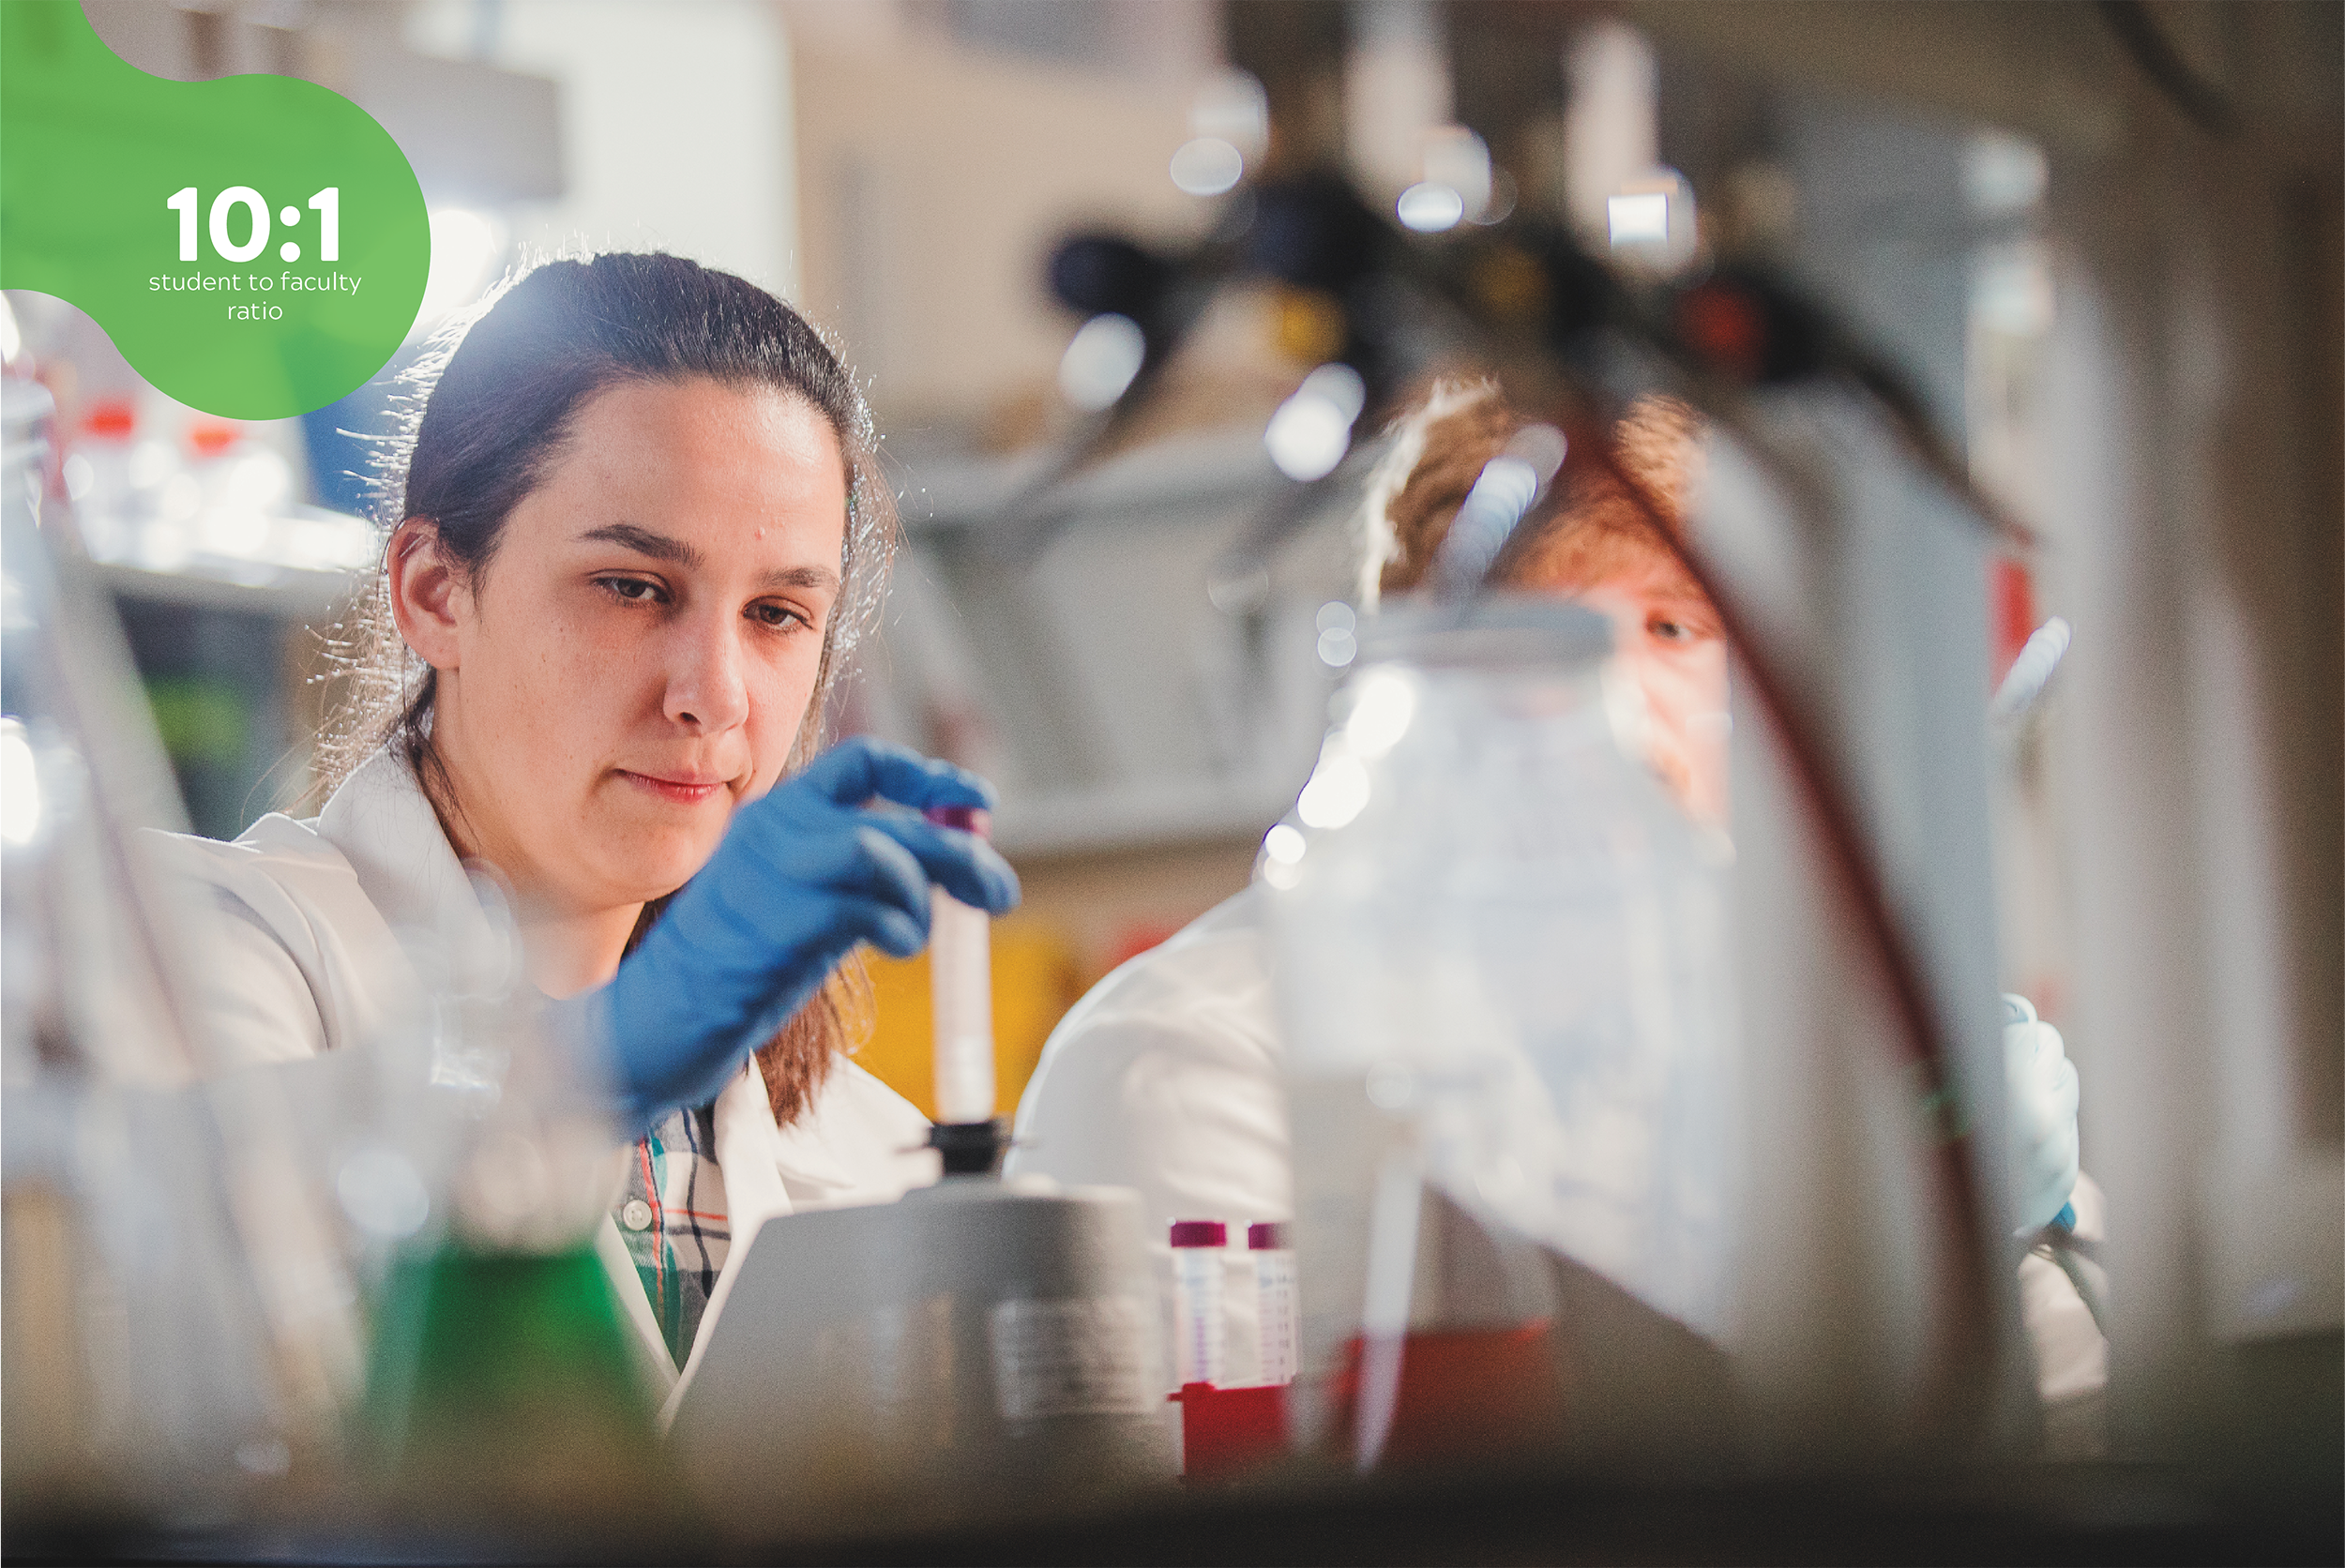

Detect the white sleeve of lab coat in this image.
[180,888,333,1068]
[1008,892,1289,1384]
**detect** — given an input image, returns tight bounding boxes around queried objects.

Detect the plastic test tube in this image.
[924,806,995,1126]
[1169,1219,1228,1388]
[1248,1222,1296,1386]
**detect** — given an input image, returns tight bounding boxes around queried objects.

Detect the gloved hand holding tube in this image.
[2003,992,2081,1234]
[564,737,1021,1132]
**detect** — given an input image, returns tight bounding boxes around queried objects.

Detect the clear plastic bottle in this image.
[1263,598,1738,1438]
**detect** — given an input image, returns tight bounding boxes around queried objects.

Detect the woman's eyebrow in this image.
[763,564,841,593]
[581,521,702,569]
[580,523,839,594]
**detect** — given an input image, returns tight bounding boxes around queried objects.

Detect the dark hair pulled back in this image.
[325,251,894,1127]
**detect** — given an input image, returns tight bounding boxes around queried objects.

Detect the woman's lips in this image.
[616,769,728,806]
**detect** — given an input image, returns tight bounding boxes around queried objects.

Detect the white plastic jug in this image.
[1264,598,1740,1416]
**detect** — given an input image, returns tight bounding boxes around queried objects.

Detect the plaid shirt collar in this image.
[615,1102,730,1369]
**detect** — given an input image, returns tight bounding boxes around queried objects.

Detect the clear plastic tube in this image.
[924,807,995,1125]
[1169,1219,1227,1387]
[1248,1222,1296,1386]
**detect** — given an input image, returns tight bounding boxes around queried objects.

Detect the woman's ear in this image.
[386,518,468,671]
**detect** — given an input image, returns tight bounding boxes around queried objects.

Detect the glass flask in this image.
[1263,598,1739,1446]
[357,890,665,1532]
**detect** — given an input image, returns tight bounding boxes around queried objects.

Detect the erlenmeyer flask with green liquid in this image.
[357,878,669,1533]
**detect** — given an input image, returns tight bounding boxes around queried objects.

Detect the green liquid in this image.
[362,1244,661,1523]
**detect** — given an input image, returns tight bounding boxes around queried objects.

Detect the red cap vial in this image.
[1168,1219,1228,1248]
[1247,1222,1287,1250]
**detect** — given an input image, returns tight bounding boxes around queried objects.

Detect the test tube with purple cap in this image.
[1249,1221,1296,1386]
[1169,1219,1227,1387]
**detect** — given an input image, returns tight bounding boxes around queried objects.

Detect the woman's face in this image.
[1569,556,1732,825]
[411,377,848,918]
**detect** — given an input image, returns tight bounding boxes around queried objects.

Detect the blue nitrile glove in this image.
[578,737,1019,1131]
[2003,992,2080,1233]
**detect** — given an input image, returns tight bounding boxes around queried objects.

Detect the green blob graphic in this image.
[1,1,429,419]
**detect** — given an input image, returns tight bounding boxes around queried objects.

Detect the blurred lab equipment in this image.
[36,325,377,842]
[66,397,375,592]
[1,379,362,1524]
[664,807,1175,1543]
[665,1171,1174,1539]
[1029,128,2030,1460]
[1265,596,1737,1457]
[357,883,661,1528]
[1016,144,2021,1470]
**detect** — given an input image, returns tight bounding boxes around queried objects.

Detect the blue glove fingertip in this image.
[923,756,998,812]
[976,846,1020,914]
[866,903,928,958]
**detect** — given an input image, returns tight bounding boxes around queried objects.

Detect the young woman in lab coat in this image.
[1007,382,2102,1427]
[153,252,1017,1383]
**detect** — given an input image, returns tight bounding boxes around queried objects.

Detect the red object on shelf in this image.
[81,399,135,440]
[1990,555,2037,684]
[1172,1381,1287,1484]
[187,420,242,458]
[1326,1319,1562,1470]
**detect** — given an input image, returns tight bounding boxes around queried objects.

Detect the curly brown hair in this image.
[1359,380,1703,605]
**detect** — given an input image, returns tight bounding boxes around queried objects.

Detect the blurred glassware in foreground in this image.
[2,378,362,1526]
[357,879,661,1530]
[1265,597,1740,1465]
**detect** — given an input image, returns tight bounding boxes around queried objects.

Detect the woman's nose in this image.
[664,611,750,732]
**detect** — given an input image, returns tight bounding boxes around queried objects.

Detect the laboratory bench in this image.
[12,1458,2337,1566]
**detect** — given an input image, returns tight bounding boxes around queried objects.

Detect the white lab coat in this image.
[1006,891,1287,1384]
[146,748,939,1395]
[1009,887,2109,1423]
